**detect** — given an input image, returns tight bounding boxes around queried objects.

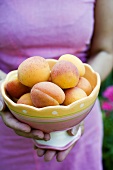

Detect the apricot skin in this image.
[17,93,34,106]
[30,82,65,108]
[18,56,51,87]
[76,77,92,96]
[59,54,85,77]
[51,60,79,89]
[5,77,30,99]
[63,87,87,106]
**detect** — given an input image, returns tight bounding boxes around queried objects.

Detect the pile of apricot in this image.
[5,54,92,108]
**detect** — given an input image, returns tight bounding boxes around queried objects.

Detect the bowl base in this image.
[33,125,82,150]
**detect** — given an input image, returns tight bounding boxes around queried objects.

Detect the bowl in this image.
[1,59,101,150]
[1,59,101,133]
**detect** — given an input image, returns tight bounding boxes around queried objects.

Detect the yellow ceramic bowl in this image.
[1,59,101,133]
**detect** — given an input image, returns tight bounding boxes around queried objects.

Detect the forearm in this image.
[88,51,113,82]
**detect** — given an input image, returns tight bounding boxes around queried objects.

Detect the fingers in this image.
[0,94,51,140]
[36,147,56,161]
[44,150,56,161]
[56,143,75,162]
[67,124,80,136]
[35,142,76,162]
[36,148,46,157]
[67,121,84,136]
[15,129,50,140]
[1,111,31,132]
[44,133,51,141]
[32,129,45,139]
[1,111,51,140]
[32,130,50,141]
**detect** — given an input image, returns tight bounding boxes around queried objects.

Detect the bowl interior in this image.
[1,60,101,119]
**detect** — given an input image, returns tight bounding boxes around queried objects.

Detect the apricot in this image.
[30,82,65,108]
[17,93,34,106]
[51,60,79,89]
[18,56,50,87]
[5,77,30,99]
[63,87,87,106]
[59,54,85,77]
[47,59,57,70]
[76,77,92,96]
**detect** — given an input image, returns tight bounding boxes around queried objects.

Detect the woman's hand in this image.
[35,142,76,162]
[0,80,50,141]
[0,77,84,162]
[34,122,84,162]
[0,109,50,140]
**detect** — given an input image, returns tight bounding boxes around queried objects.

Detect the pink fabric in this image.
[0,0,94,73]
[0,100,103,170]
[0,0,103,170]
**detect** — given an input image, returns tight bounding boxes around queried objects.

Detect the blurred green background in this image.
[99,69,113,170]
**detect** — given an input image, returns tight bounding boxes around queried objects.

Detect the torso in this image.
[0,0,95,72]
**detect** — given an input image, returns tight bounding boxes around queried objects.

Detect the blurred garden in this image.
[99,69,113,170]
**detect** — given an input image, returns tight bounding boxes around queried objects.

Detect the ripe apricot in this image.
[5,77,30,99]
[18,56,50,87]
[76,77,92,95]
[59,54,85,77]
[17,93,34,106]
[63,87,87,105]
[30,82,65,108]
[51,60,79,89]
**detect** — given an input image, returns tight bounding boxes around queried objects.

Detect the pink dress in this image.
[0,0,103,170]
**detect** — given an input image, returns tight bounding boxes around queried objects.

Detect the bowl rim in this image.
[1,63,101,112]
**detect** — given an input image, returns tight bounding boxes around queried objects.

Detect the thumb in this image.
[67,124,80,136]
[67,121,84,136]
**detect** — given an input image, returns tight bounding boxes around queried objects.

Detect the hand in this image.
[34,122,84,162]
[1,110,50,140]
[34,142,76,162]
[0,80,50,141]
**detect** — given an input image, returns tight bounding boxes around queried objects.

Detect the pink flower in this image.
[102,86,113,102]
[101,101,113,111]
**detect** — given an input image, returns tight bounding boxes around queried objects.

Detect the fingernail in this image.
[44,134,50,141]
[0,101,3,111]
[32,132,44,139]
[37,148,45,157]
